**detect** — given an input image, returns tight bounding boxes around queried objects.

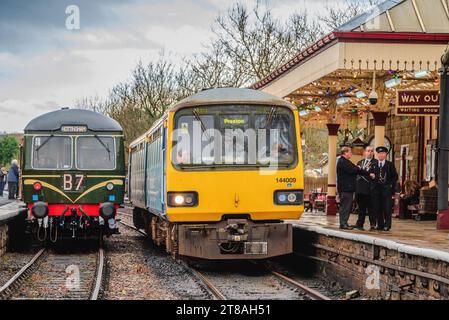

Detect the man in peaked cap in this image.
[372,146,398,231]
[354,145,378,231]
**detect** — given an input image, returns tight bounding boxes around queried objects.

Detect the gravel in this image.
[103,214,209,300]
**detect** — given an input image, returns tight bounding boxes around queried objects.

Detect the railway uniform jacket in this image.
[356,158,378,195]
[337,157,370,193]
[372,160,398,194]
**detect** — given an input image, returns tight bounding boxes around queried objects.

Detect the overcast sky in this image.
[0,0,344,133]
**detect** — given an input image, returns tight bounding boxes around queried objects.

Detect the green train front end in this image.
[21,108,125,242]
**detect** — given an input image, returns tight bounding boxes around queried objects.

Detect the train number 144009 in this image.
[276,177,296,184]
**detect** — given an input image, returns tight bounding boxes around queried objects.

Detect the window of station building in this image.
[76,136,116,170]
[32,136,72,170]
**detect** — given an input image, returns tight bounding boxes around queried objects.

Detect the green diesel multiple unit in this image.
[21,108,125,242]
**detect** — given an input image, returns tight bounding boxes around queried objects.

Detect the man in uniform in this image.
[354,146,378,231]
[372,146,398,231]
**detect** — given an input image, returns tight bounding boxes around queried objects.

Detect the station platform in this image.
[290,212,449,253]
[0,201,24,256]
[289,212,449,299]
[0,201,22,223]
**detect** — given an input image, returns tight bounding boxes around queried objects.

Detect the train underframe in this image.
[133,207,293,259]
[26,203,119,244]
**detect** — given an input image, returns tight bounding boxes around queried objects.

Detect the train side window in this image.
[76,136,116,170]
[32,136,72,170]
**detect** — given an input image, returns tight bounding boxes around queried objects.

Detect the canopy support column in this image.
[372,111,389,149]
[326,123,340,216]
[437,54,449,230]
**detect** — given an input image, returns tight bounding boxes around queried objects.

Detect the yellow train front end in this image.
[164,89,304,259]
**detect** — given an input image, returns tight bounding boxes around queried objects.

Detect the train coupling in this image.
[225,219,249,242]
[178,219,293,259]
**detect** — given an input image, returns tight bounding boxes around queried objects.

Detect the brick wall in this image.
[369,115,420,183]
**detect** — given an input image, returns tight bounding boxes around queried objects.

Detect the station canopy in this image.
[251,0,449,129]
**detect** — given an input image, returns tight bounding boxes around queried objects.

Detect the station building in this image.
[251,0,449,228]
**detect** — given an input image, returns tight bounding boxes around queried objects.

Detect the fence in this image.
[304,176,328,194]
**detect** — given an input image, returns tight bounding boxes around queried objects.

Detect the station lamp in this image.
[384,78,402,88]
[355,91,367,99]
[336,97,350,105]
[414,70,429,78]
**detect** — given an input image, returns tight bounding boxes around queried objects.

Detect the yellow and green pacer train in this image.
[21,108,125,243]
[129,88,304,259]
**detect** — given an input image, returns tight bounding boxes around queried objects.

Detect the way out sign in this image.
[396,90,440,116]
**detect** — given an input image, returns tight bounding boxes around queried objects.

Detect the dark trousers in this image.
[355,193,376,228]
[0,181,4,196]
[8,182,17,200]
[339,192,354,227]
[400,198,417,219]
[373,186,393,229]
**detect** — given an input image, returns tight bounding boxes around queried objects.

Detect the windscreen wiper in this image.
[94,135,111,160]
[192,108,211,140]
[265,107,276,129]
[35,135,54,154]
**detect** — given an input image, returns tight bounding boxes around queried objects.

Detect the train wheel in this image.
[167,224,179,259]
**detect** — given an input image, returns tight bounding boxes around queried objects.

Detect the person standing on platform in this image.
[0,166,6,197]
[372,147,398,231]
[7,159,19,200]
[336,147,373,230]
[354,146,378,231]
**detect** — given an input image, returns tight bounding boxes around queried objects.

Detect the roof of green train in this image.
[24,108,123,132]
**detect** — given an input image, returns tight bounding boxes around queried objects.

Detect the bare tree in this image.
[289,10,325,52]
[319,0,383,31]
[212,1,299,83]
[75,0,382,144]
[74,94,109,114]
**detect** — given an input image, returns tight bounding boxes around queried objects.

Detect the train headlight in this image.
[106,182,114,191]
[274,190,303,205]
[31,201,48,219]
[287,193,297,203]
[174,195,185,205]
[168,192,198,207]
[278,194,287,202]
[33,182,42,191]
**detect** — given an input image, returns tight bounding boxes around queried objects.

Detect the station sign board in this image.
[395,90,440,116]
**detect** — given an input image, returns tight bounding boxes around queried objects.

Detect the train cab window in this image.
[32,136,72,170]
[173,105,297,169]
[255,113,294,165]
[76,136,116,170]
[174,114,214,165]
[220,114,250,164]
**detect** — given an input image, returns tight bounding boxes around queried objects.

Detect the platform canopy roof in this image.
[251,0,449,128]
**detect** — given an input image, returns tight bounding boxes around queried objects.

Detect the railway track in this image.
[0,247,105,300]
[186,265,332,300]
[118,213,332,300]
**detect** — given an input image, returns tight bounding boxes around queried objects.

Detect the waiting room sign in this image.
[395,90,440,116]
